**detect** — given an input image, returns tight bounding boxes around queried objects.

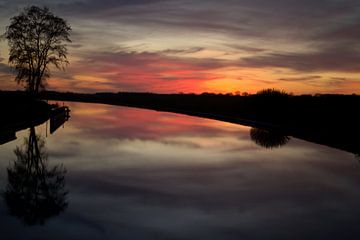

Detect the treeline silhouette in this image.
[2,90,359,155]
[37,90,360,156]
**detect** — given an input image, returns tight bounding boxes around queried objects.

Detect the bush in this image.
[255,88,290,97]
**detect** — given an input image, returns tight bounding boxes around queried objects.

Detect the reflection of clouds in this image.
[64,104,360,238]
[62,140,360,239]
[1,102,360,239]
[69,103,249,141]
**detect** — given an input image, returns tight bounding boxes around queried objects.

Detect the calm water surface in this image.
[0,102,359,239]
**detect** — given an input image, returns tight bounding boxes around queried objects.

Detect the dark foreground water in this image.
[0,102,359,240]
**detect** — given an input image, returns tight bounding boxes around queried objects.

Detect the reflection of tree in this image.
[250,127,290,149]
[3,127,68,225]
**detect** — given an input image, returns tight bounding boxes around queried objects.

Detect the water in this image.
[0,102,359,239]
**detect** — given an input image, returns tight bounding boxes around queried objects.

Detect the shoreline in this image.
[39,91,360,156]
[1,90,359,156]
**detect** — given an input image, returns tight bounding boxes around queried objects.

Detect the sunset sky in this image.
[0,0,359,94]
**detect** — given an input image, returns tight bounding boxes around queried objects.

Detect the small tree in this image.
[255,88,290,97]
[3,6,71,94]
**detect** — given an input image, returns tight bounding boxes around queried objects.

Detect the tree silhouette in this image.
[255,88,290,97]
[3,127,68,225]
[3,6,71,94]
[250,127,290,149]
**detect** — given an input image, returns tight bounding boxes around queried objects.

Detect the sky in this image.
[0,0,360,94]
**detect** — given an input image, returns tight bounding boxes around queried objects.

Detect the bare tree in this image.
[3,6,71,94]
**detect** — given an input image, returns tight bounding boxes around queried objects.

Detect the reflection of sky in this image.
[0,1,359,94]
[0,102,360,239]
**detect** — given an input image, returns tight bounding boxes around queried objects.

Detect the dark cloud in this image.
[52,0,360,43]
[2,0,360,45]
[161,47,205,55]
[58,0,165,11]
[276,75,352,88]
[326,77,349,86]
[278,76,322,82]
[78,50,226,72]
[319,22,360,43]
[68,43,83,49]
[241,46,360,72]
[55,0,360,74]
[330,77,348,81]
[225,44,267,53]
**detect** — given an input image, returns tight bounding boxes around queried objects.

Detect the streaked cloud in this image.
[278,76,322,82]
[241,46,360,72]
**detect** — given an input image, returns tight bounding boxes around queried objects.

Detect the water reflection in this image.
[1,105,70,225]
[3,127,68,225]
[1,102,360,239]
[50,106,71,134]
[250,127,290,149]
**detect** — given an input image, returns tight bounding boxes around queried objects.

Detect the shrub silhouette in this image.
[255,88,290,97]
[250,127,290,149]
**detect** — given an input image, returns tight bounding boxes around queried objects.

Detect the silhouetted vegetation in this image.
[39,90,360,156]
[3,127,68,225]
[3,6,71,94]
[0,91,52,139]
[0,96,70,224]
[0,91,70,145]
[250,128,290,149]
[255,88,290,97]
[0,91,51,126]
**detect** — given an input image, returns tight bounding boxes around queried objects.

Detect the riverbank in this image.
[39,91,360,156]
[1,90,359,156]
[0,91,56,144]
